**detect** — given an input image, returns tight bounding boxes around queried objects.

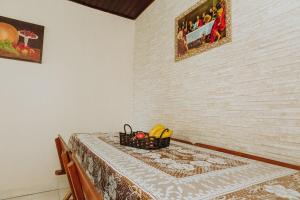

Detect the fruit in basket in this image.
[149,124,165,137]
[161,129,173,138]
[152,129,165,138]
[152,129,173,138]
[135,132,146,139]
[149,124,173,139]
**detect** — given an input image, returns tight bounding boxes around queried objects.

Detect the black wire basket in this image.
[119,124,170,150]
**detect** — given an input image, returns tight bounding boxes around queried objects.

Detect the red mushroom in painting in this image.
[14,30,39,57]
[18,30,38,47]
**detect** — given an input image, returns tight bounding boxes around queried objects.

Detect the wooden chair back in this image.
[55,135,69,175]
[67,154,103,200]
[55,135,75,200]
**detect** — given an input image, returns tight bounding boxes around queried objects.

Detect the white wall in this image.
[0,0,134,199]
[133,0,300,166]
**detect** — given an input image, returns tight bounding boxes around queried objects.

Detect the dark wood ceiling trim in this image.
[68,0,135,20]
[68,0,154,20]
[98,0,113,11]
[132,0,154,19]
[107,0,120,11]
[123,1,137,16]
[119,1,132,14]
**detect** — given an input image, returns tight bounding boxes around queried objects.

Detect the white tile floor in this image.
[6,188,71,200]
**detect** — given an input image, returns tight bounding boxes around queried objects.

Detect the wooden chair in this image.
[67,153,103,200]
[55,135,74,200]
[55,135,67,175]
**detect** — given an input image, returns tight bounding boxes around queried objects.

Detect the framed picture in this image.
[0,16,44,63]
[175,0,232,61]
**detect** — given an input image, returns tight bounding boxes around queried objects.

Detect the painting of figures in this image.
[175,0,232,61]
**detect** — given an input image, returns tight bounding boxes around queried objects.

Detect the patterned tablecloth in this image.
[69,133,300,200]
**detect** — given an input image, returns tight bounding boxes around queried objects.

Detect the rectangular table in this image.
[69,133,300,200]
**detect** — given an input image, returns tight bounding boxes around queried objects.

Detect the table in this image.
[69,133,300,200]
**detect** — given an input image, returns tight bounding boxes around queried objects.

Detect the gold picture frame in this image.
[175,0,232,62]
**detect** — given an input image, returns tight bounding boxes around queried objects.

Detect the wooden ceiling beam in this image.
[68,0,154,20]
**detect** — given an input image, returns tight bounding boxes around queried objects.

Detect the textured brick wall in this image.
[133,0,300,165]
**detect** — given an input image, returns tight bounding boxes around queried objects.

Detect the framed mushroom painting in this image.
[0,16,44,63]
[175,0,232,61]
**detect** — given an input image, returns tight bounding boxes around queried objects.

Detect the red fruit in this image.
[135,132,145,139]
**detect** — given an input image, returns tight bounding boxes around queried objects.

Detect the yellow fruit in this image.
[149,124,165,137]
[149,124,173,138]
[153,129,173,138]
[153,128,165,138]
[161,129,173,138]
